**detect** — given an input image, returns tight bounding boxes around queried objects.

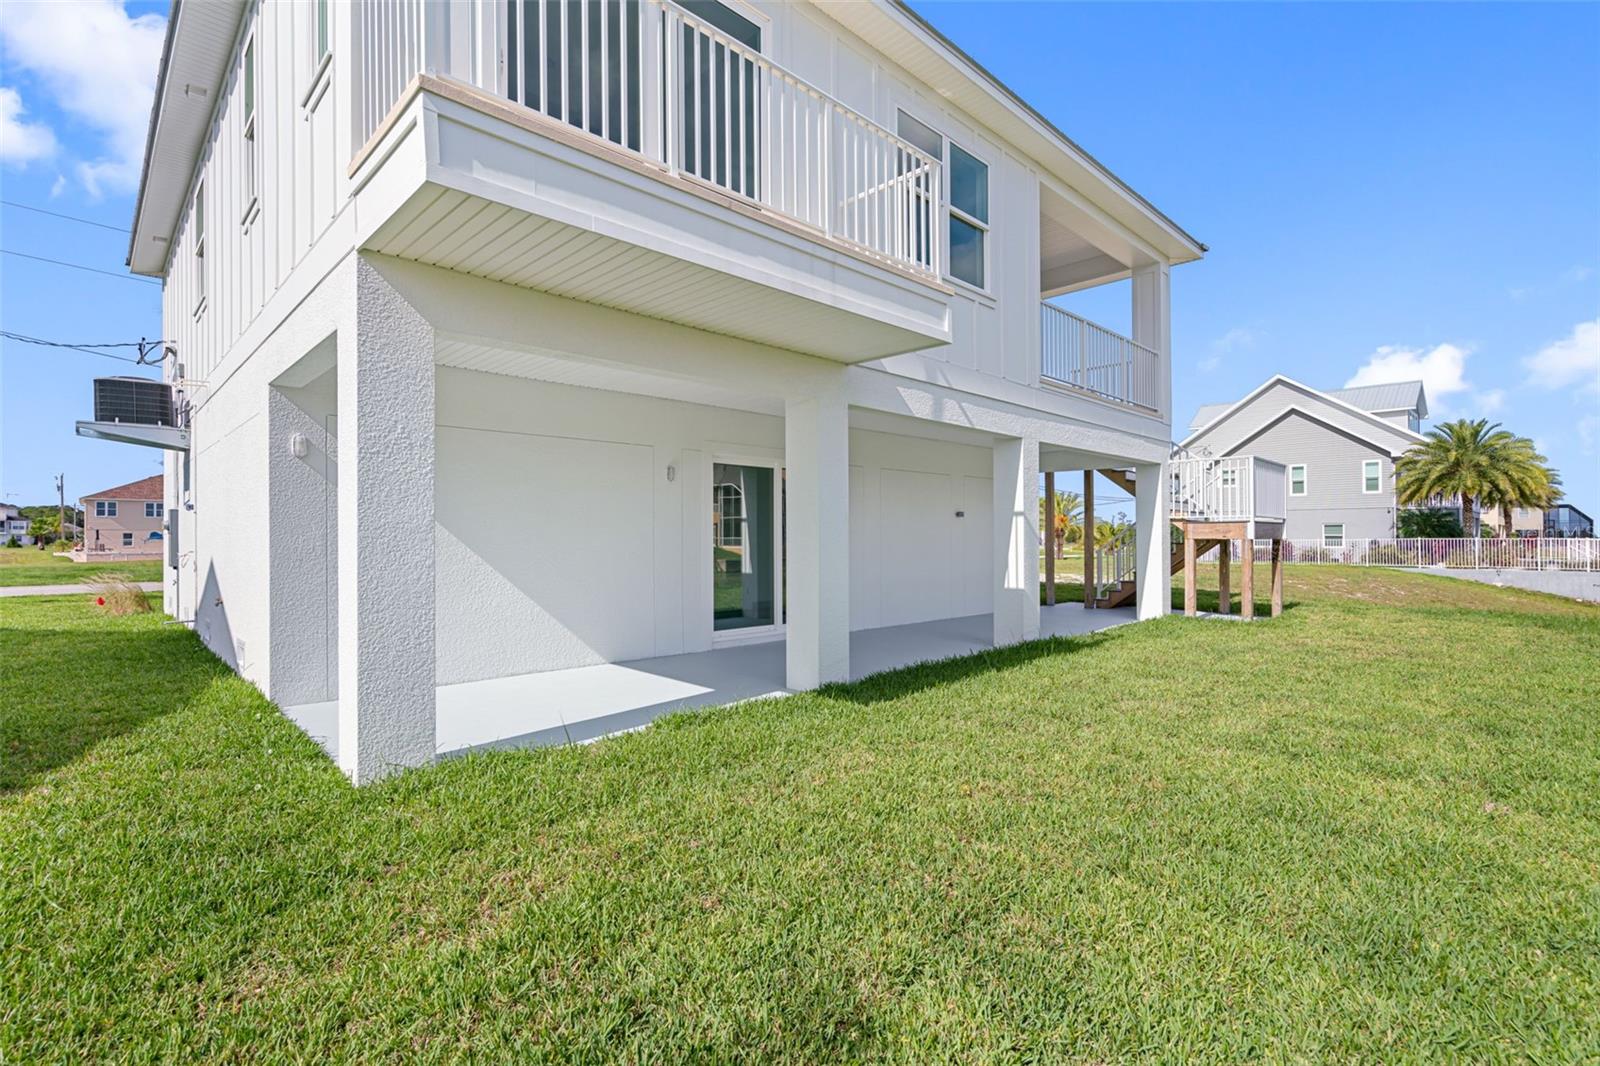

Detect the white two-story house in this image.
[130,0,1203,783]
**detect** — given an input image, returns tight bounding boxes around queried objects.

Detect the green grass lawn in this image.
[2,569,1597,1061]
[0,545,162,587]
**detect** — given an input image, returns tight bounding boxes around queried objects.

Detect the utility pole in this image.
[55,473,65,547]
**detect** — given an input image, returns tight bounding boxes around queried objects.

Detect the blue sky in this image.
[3,1,1597,513]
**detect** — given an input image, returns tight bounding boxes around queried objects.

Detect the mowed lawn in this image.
[2,569,1597,1061]
[0,545,162,587]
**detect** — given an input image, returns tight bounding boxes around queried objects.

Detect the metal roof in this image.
[1325,381,1429,418]
[1187,379,1428,432]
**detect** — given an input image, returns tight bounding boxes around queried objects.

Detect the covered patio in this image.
[283,604,1135,762]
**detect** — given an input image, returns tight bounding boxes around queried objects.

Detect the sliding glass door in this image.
[712,461,778,633]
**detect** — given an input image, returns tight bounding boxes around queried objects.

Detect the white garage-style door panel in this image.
[958,475,993,617]
[434,426,655,683]
[877,468,959,628]
[848,466,879,631]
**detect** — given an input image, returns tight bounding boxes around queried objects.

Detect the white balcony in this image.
[1039,303,1160,412]
[351,0,952,361]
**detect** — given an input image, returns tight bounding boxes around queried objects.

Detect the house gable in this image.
[1183,376,1423,458]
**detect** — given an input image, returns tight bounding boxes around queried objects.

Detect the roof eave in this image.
[881,0,1206,263]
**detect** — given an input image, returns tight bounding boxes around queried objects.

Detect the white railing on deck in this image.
[357,0,427,146]
[354,0,942,279]
[1040,303,1160,411]
[1094,541,1135,598]
[1170,455,1257,522]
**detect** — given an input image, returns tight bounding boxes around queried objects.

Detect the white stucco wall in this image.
[431,367,1004,686]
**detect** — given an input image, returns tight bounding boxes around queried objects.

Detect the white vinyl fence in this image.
[1192,537,1600,572]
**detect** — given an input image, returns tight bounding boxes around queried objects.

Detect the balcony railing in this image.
[1039,303,1160,411]
[1169,455,1286,523]
[355,0,942,279]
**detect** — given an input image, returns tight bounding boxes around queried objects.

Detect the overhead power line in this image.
[0,330,148,365]
[1,199,130,233]
[1,248,160,285]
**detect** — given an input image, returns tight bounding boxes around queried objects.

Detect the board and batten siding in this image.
[162,0,348,387]
[758,0,1043,388]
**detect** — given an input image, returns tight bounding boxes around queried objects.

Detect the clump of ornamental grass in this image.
[86,574,152,615]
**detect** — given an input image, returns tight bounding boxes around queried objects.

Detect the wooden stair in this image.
[1092,540,1224,609]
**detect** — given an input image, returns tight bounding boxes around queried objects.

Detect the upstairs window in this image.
[1289,464,1307,496]
[1362,459,1382,494]
[193,180,206,310]
[947,142,988,289]
[146,502,164,518]
[315,0,330,63]
[96,501,117,518]
[242,37,258,212]
[897,112,942,272]
[895,111,990,289]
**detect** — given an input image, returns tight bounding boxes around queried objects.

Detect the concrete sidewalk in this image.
[0,581,163,598]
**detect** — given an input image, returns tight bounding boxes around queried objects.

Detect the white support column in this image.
[1134,460,1170,621]
[1131,262,1172,419]
[993,436,1040,647]
[337,258,436,784]
[785,388,850,690]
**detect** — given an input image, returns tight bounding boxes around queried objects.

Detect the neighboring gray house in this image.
[1183,376,1429,542]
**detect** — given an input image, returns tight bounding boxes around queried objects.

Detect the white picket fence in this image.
[1194,537,1600,572]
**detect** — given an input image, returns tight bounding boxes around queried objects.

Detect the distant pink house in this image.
[81,475,165,558]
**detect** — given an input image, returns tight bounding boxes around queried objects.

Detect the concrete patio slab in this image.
[283,604,1138,763]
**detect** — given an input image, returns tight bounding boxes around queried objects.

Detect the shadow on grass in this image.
[829,628,1124,706]
[0,599,225,792]
[1042,580,1302,617]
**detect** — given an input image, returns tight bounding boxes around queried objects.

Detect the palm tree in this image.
[1395,419,1560,538]
[1093,516,1133,551]
[1038,490,1084,557]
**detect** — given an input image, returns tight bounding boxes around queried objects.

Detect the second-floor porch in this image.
[347,0,1186,415]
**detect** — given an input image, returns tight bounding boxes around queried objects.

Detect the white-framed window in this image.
[1220,467,1239,488]
[242,35,258,218]
[193,179,206,312]
[896,110,941,273]
[96,501,117,518]
[894,111,989,290]
[315,0,330,63]
[122,532,135,547]
[947,141,989,290]
[1362,459,1382,494]
[145,502,164,518]
[1322,523,1345,548]
[1289,464,1307,497]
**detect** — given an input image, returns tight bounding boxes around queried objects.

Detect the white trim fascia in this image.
[1182,374,1427,451]
[824,1,1204,264]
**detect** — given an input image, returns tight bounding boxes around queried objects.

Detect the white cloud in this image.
[1563,265,1594,284]
[48,172,65,198]
[0,86,56,163]
[1475,388,1505,414]
[0,0,164,196]
[1522,319,1600,394]
[1346,343,1473,409]
[1211,327,1259,354]
[1579,415,1599,456]
[1198,326,1259,373]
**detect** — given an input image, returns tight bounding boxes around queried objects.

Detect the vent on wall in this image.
[93,376,175,426]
